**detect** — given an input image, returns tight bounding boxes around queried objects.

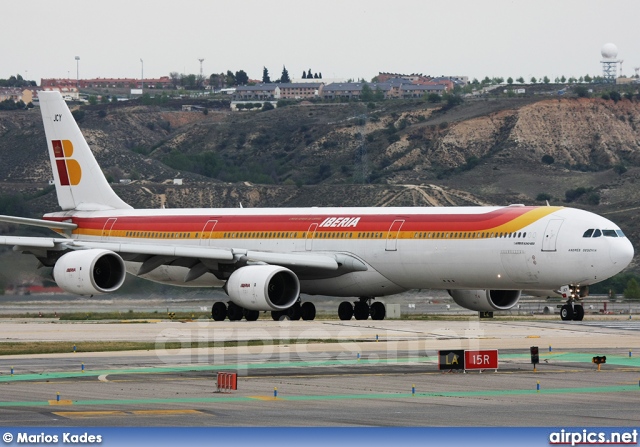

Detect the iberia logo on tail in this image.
[52,140,82,186]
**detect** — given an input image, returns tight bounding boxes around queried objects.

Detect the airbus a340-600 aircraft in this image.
[0,91,634,322]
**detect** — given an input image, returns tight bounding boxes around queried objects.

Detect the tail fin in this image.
[39,91,132,211]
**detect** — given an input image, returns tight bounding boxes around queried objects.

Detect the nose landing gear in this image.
[559,285,587,321]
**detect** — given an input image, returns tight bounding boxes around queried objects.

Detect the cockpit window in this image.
[616,230,626,238]
[602,230,618,237]
[592,229,602,238]
[583,229,594,238]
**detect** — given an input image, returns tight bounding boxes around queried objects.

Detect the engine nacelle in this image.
[226,265,300,311]
[53,249,126,295]
[448,289,521,312]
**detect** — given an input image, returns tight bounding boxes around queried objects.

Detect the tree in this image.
[235,70,248,86]
[560,75,566,83]
[426,93,441,103]
[609,91,621,103]
[507,77,514,85]
[516,77,525,84]
[169,72,180,89]
[584,74,592,83]
[307,69,312,79]
[575,86,590,98]
[302,71,307,79]
[209,73,224,90]
[624,278,640,299]
[280,66,291,83]
[225,70,236,87]
[541,154,555,164]
[530,77,537,84]
[543,76,550,84]
[360,83,373,102]
[262,67,271,83]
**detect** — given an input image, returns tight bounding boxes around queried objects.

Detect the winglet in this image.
[38,91,132,211]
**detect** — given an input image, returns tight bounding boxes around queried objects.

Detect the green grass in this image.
[0,338,367,356]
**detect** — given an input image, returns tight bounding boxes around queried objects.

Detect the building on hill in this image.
[41,76,173,90]
[321,82,392,100]
[234,84,280,100]
[278,83,324,99]
[233,83,324,100]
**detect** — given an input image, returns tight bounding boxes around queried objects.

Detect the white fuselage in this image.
[45,205,633,298]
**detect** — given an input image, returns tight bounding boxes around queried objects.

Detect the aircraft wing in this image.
[0,235,364,278]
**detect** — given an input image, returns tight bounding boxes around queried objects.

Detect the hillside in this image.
[1,95,639,273]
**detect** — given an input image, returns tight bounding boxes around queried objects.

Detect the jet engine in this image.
[225,265,300,311]
[53,249,126,295]
[448,289,521,312]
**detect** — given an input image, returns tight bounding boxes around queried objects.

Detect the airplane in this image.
[0,91,634,322]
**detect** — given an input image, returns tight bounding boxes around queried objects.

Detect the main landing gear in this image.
[338,297,386,321]
[271,301,316,321]
[559,285,586,321]
[211,302,260,322]
[210,300,317,321]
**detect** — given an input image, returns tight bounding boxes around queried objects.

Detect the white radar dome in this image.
[601,43,618,59]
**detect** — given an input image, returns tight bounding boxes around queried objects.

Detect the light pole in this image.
[140,58,144,91]
[75,56,80,90]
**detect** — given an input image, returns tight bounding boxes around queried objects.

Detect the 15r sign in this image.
[464,350,499,371]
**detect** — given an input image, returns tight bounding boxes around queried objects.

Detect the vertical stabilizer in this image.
[39,91,132,211]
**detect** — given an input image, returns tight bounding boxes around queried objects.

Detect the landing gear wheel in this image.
[211,302,227,321]
[338,301,354,320]
[370,302,386,320]
[228,302,244,321]
[271,310,284,321]
[245,309,260,321]
[287,303,302,321]
[560,304,574,321]
[354,301,369,320]
[572,304,584,321]
[301,302,316,321]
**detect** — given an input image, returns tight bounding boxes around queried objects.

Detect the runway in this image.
[0,318,639,426]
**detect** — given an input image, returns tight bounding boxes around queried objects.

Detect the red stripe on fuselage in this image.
[44,207,540,234]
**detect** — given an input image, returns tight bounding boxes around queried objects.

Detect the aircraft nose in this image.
[609,238,634,267]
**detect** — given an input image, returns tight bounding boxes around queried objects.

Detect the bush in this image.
[586,192,600,205]
[565,187,588,202]
[541,154,555,164]
[536,193,552,201]
[71,109,85,123]
[387,134,400,143]
[613,165,627,175]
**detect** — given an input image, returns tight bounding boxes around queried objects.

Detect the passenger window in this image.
[592,229,602,238]
[602,230,618,237]
[583,229,594,238]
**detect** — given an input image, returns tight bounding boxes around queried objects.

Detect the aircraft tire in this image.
[572,305,584,321]
[211,302,227,321]
[370,302,385,320]
[271,310,283,321]
[338,301,353,320]
[287,303,302,320]
[228,302,244,321]
[354,301,369,320]
[245,309,260,321]
[560,304,573,321]
[301,302,316,321]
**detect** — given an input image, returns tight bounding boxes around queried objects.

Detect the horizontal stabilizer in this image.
[0,215,77,231]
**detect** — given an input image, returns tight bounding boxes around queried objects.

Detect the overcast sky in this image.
[4,0,639,84]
